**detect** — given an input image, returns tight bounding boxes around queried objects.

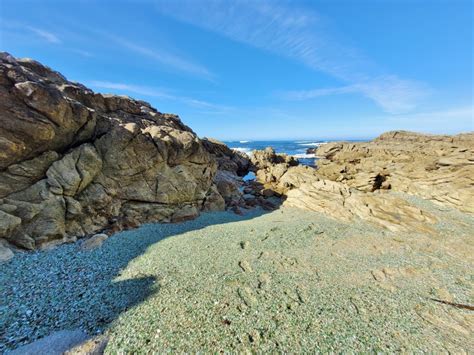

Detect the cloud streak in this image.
[2,20,213,80]
[88,80,231,112]
[280,76,429,113]
[104,34,214,81]
[155,0,428,113]
[26,26,61,43]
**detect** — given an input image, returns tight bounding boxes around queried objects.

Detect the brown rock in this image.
[0,53,220,249]
[250,145,442,233]
[202,138,250,176]
[202,185,226,212]
[171,205,199,223]
[261,188,274,197]
[315,131,474,213]
[214,170,242,203]
[250,147,298,184]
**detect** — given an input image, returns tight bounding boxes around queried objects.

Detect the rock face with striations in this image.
[0,53,221,250]
[316,131,474,213]
[251,131,474,233]
[251,145,441,233]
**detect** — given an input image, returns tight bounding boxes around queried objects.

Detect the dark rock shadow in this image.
[0,208,271,352]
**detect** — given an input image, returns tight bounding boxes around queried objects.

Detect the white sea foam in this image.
[293,153,316,159]
[239,140,250,143]
[298,142,328,147]
[232,147,253,156]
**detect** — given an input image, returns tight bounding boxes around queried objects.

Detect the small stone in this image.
[261,189,274,197]
[231,206,243,215]
[9,329,89,355]
[240,241,249,249]
[242,193,256,201]
[0,239,14,262]
[80,233,109,251]
[239,260,253,272]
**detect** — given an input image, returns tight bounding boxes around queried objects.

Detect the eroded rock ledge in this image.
[316,131,474,213]
[0,52,225,250]
[249,130,474,233]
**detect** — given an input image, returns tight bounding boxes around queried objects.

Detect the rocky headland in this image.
[248,131,474,233]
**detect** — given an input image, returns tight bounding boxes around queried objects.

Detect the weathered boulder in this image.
[202,185,226,212]
[283,176,437,233]
[0,52,222,249]
[316,131,474,213]
[202,138,250,176]
[214,170,243,204]
[250,147,298,184]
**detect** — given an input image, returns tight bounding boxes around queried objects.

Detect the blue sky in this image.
[1,0,472,140]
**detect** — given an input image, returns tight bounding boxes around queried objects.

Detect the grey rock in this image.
[9,329,89,355]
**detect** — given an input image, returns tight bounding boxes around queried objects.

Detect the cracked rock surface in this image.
[315,131,474,213]
[250,137,473,233]
[0,52,221,250]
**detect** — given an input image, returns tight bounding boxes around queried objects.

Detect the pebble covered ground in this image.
[1,194,473,352]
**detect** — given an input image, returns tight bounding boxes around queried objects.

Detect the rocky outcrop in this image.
[282,170,438,233]
[250,131,474,232]
[250,146,439,233]
[202,138,250,176]
[0,52,221,250]
[316,131,474,213]
[250,147,298,184]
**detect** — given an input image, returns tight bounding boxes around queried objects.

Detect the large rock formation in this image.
[250,131,474,232]
[249,143,463,233]
[316,131,474,213]
[0,53,222,250]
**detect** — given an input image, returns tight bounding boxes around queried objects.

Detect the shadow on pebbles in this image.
[2,199,474,353]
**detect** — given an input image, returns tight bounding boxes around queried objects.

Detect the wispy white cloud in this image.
[385,105,473,125]
[69,48,93,57]
[26,26,61,43]
[336,105,474,137]
[88,80,231,112]
[2,19,212,80]
[105,34,214,81]
[155,0,429,113]
[279,75,429,114]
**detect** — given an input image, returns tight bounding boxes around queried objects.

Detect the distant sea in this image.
[224,140,333,166]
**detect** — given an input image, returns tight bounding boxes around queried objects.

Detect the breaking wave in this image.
[298,142,327,147]
[233,147,252,156]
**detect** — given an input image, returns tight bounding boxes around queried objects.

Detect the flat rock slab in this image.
[9,329,89,355]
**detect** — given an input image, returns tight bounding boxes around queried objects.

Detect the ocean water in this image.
[224,140,331,166]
